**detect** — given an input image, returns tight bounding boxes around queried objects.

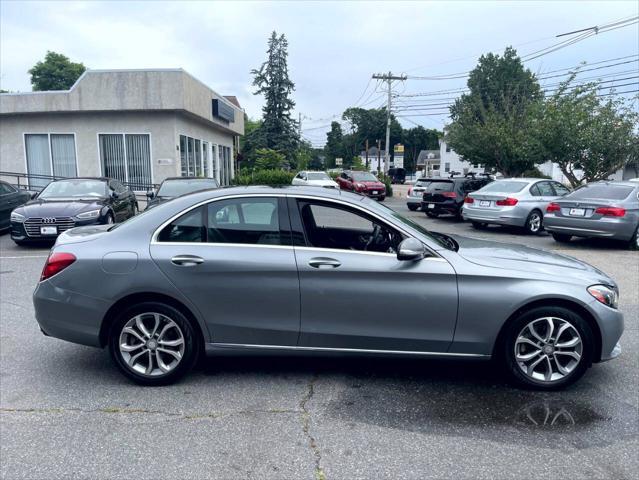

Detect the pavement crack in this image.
[300,374,325,480]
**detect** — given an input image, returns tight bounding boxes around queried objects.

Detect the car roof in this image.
[52,177,108,182]
[588,180,639,187]
[162,177,217,181]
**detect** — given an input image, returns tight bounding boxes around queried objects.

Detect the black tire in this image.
[628,225,639,251]
[524,210,543,235]
[108,302,199,386]
[13,240,27,246]
[425,211,439,218]
[499,306,594,390]
[471,221,487,229]
[407,204,418,211]
[378,196,385,202]
[551,232,572,243]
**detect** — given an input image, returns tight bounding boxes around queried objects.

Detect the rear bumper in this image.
[33,280,109,348]
[461,206,526,227]
[406,197,422,207]
[421,201,460,215]
[544,215,636,241]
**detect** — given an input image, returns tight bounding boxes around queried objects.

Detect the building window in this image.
[25,133,77,189]
[444,162,450,173]
[99,133,152,190]
[179,134,215,178]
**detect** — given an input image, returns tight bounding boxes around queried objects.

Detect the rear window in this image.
[425,181,454,192]
[479,181,527,193]
[568,184,634,201]
[415,180,432,187]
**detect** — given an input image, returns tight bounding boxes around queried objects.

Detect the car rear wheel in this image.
[425,211,439,218]
[471,221,487,229]
[105,212,115,225]
[109,302,199,385]
[551,233,572,243]
[500,306,594,390]
[524,210,543,235]
[407,204,418,211]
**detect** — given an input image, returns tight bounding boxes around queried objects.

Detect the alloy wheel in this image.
[118,312,185,377]
[527,212,541,233]
[514,317,582,383]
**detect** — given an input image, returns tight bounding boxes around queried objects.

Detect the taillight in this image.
[595,207,626,217]
[464,196,474,204]
[441,192,457,198]
[40,252,76,282]
[495,197,518,206]
[407,187,413,197]
[546,203,561,213]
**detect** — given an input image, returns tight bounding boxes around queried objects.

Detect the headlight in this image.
[10,211,25,223]
[588,284,619,309]
[76,209,102,219]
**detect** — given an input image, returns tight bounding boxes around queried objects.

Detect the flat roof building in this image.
[0,68,244,189]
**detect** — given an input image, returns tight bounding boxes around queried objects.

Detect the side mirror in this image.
[147,190,155,199]
[30,191,38,199]
[397,238,426,261]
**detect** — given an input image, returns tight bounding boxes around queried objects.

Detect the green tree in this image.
[324,121,345,168]
[28,51,86,91]
[402,126,441,171]
[251,32,299,163]
[447,47,543,177]
[342,107,402,157]
[253,148,286,170]
[536,75,639,186]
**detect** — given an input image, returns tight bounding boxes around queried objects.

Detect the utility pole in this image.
[372,72,406,175]
[376,139,381,175]
[298,112,302,139]
[365,139,369,170]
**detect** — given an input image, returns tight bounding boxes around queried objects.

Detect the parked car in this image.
[406,178,432,211]
[10,177,138,245]
[291,171,338,189]
[0,181,33,231]
[421,175,493,219]
[146,177,219,210]
[388,167,406,184]
[462,179,571,234]
[336,170,386,200]
[544,181,639,250]
[34,186,622,389]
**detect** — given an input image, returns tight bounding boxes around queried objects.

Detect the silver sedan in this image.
[544,181,639,250]
[33,186,623,389]
[462,178,571,234]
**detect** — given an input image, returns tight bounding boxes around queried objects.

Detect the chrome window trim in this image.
[150,192,442,258]
[206,342,489,358]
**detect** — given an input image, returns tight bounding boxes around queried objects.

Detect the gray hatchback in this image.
[544,181,639,250]
[33,187,623,389]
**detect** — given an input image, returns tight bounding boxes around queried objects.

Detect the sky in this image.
[1,0,637,147]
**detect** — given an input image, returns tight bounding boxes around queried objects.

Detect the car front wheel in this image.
[109,302,199,385]
[500,306,594,390]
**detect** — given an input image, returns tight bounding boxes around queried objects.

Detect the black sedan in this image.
[145,177,219,210]
[0,181,33,231]
[10,177,138,245]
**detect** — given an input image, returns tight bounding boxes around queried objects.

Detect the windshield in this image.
[157,179,219,197]
[568,184,634,201]
[39,179,107,199]
[306,172,330,180]
[367,200,453,250]
[479,181,527,193]
[352,172,378,182]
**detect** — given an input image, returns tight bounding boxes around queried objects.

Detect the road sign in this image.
[335,158,343,166]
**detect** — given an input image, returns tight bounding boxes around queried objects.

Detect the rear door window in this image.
[536,182,555,196]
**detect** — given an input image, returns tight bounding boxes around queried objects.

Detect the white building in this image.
[416,139,485,177]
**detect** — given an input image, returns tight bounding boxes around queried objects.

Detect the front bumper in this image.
[588,298,624,362]
[11,217,104,243]
[33,279,110,348]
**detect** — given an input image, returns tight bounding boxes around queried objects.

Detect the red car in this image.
[336,170,386,201]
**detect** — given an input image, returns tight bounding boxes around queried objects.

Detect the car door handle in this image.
[171,255,204,266]
[308,257,341,269]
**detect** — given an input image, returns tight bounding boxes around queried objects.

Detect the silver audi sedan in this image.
[33,186,623,389]
[462,178,571,234]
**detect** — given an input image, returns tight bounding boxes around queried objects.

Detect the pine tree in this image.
[250,32,299,165]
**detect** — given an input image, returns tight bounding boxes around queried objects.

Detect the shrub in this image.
[233,169,296,186]
[521,167,551,179]
[377,173,394,197]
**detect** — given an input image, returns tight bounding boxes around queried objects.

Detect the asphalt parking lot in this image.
[1,192,637,480]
